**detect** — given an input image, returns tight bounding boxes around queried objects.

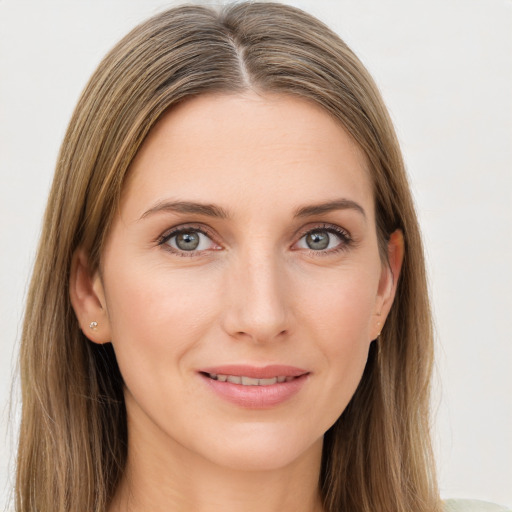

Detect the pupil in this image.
[176,232,200,250]
[306,231,329,250]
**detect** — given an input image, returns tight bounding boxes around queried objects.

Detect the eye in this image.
[159,226,220,255]
[295,225,351,253]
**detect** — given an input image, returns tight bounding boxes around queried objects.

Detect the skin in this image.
[70,92,403,512]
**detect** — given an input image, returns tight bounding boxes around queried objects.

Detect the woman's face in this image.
[75,92,401,471]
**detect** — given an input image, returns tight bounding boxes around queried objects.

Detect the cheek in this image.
[102,256,222,384]
[293,266,379,420]
[296,263,379,344]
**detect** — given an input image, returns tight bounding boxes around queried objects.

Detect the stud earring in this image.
[89,321,98,330]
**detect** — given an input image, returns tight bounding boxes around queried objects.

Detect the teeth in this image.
[241,376,260,385]
[208,373,294,386]
[259,377,277,385]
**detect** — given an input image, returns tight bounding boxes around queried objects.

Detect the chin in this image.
[194,424,324,472]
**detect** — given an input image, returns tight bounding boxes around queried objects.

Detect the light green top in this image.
[444,499,511,511]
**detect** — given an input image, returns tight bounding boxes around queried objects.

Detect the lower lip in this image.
[200,373,309,409]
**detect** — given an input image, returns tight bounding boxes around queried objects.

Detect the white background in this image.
[1,0,511,509]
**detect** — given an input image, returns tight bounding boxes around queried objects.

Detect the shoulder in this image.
[444,499,511,512]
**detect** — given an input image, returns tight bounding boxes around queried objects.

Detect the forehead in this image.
[121,92,374,223]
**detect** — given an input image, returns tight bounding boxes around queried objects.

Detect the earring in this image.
[89,321,98,330]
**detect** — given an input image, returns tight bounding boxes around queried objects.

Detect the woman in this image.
[14,3,508,512]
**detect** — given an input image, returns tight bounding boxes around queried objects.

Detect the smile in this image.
[199,365,309,408]
[206,373,297,385]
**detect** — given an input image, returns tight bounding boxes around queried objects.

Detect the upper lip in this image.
[199,365,308,379]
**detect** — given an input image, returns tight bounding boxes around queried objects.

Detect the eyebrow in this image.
[293,199,366,219]
[140,198,366,221]
[140,200,231,220]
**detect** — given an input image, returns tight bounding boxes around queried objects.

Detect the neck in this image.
[109,401,324,512]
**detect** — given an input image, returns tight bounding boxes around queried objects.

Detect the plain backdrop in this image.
[1,0,511,509]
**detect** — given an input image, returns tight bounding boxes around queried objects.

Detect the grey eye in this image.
[164,229,215,252]
[296,227,348,252]
[305,231,330,250]
[175,231,201,251]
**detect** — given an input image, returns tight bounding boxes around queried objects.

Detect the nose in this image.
[221,249,292,344]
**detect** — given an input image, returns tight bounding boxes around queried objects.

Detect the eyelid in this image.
[295,222,351,240]
[292,223,353,254]
[157,223,221,255]
[156,222,353,257]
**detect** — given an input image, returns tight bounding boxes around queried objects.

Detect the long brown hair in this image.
[16,3,441,511]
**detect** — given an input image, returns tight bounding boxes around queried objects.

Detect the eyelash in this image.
[297,224,353,256]
[157,223,353,257]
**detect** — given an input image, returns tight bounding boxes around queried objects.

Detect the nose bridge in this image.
[222,244,291,343]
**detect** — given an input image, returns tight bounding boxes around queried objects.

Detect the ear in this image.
[69,248,111,344]
[370,229,404,340]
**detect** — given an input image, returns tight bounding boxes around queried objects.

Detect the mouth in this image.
[202,373,298,385]
[198,365,309,408]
